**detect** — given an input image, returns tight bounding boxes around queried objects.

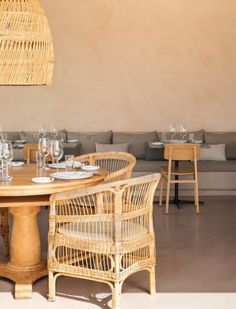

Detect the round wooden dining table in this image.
[0,164,107,299]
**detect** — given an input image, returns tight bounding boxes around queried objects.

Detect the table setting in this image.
[150,124,203,148]
[0,127,108,299]
[0,126,102,185]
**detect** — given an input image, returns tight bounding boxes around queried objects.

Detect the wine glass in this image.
[2,141,13,181]
[0,141,3,180]
[38,124,46,139]
[50,125,59,140]
[50,139,64,171]
[169,124,176,142]
[38,137,50,169]
[180,124,187,141]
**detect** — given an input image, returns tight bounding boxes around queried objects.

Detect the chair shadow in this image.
[34,271,151,308]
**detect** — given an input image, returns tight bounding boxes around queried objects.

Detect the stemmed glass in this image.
[1,141,13,181]
[180,124,187,141]
[38,125,46,139]
[38,137,50,169]
[50,139,64,171]
[0,141,3,180]
[169,124,176,142]
[50,125,59,140]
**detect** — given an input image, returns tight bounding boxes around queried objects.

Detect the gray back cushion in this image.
[67,131,112,154]
[95,143,130,153]
[113,132,157,159]
[20,131,38,143]
[204,132,236,160]
[5,131,19,141]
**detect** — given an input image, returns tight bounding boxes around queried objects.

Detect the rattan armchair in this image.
[48,173,160,309]
[75,151,136,182]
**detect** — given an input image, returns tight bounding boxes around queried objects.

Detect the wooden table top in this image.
[0,164,108,197]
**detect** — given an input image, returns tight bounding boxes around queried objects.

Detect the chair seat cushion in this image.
[58,221,148,242]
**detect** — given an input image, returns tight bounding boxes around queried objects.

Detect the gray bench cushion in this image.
[181,160,236,172]
[134,159,236,173]
[197,160,236,172]
[64,142,81,156]
[67,131,112,155]
[204,132,236,160]
[134,160,167,172]
[113,132,157,159]
[145,143,164,161]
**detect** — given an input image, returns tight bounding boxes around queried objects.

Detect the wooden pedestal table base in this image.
[0,206,47,299]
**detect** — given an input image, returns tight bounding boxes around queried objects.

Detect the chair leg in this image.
[165,181,171,215]
[194,179,200,215]
[48,271,56,302]
[149,266,156,295]
[159,179,163,207]
[112,282,122,309]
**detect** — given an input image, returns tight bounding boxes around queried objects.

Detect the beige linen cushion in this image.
[58,221,147,242]
[200,144,226,161]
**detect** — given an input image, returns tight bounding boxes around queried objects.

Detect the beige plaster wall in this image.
[0,0,235,132]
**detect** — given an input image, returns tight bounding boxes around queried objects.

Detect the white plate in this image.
[50,172,93,180]
[11,161,24,167]
[32,177,54,184]
[67,139,79,143]
[81,165,100,171]
[48,161,82,169]
[14,140,26,144]
[151,142,163,146]
[14,144,24,148]
[194,140,203,144]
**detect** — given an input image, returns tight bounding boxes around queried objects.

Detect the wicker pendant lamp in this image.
[0,0,54,85]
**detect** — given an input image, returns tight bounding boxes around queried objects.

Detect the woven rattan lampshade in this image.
[0,0,54,85]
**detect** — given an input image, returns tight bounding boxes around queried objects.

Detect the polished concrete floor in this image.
[0,196,235,308]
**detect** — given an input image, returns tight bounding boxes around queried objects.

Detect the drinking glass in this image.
[2,141,13,181]
[38,125,46,139]
[1,133,7,142]
[161,132,167,143]
[38,137,50,169]
[50,125,59,140]
[169,124,176,142]
[189,133,195,143]
[36,151,44,169]
[180,124,187,141]
[0,141,3,180]
[65,155,74,171]
[50,139,64,171]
